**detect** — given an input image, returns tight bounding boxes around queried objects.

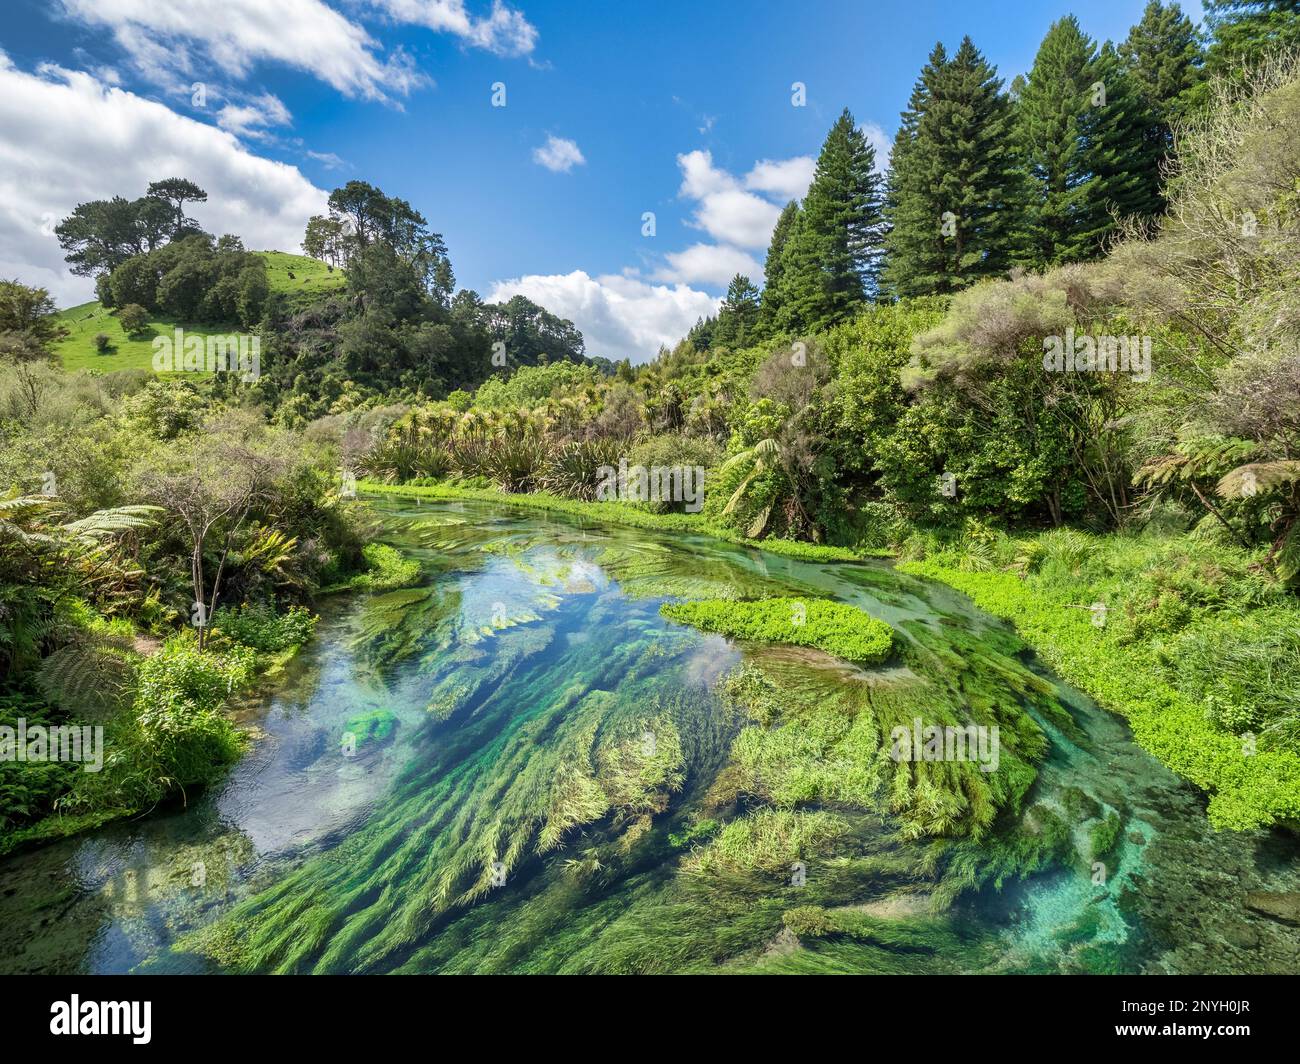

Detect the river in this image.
[1,495,1296,973]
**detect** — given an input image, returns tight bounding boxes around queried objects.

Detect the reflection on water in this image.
[0,496,1296,974]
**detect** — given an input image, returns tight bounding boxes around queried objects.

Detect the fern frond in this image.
[61,505,163,541]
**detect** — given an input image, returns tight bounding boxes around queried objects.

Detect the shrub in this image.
[117,303,150,337]
[543,438,619,500]
[93,332,112,354]
[626,433,723,513]
[0,692,74,833]
[360,438,453,483]
[483,434,547,493]
[212,603,317,653]
[128,636,251,794]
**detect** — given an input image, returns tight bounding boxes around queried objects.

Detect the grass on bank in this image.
[900,531,1300,831]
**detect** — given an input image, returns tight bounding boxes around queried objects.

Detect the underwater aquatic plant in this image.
[660,597,894,664]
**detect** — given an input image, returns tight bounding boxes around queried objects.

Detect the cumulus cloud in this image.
[57,0,428,101]
[56,0,539,103]
[532,135,585,173]
[0,55,328,307]
[676,149,780,248]
[486,270,720,364]
[651,149,814,287]
[653,243,762,288]
[744,156,815,202]
[216,92,292,138]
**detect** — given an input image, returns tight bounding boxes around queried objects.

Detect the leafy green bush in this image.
[213,603,317,652]
[660,597,894,664]
[117,303,150,337]
[626,433,723,513]
[128,636,250,794]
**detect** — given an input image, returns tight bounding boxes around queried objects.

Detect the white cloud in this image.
[654,243,762,288]
[306,149,346,170]
[486,270,720,364]
[861,121,891,170]
[676,149,781,248]
[0,55,328,308]
[57,0,427,101]
[744,156,814,202]
[216,92,292,138]
[369,1,538,57]
[532,135,585,173]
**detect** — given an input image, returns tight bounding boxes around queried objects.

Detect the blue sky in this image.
[0,0,1206,361]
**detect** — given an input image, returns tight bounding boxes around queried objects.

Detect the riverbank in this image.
[0,620,314,858]
[358,480,880,562]
[901,539,1300,832]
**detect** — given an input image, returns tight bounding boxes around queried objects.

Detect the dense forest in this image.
[2,0,1299,873]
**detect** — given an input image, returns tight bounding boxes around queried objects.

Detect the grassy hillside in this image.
[55,250,344,373]
[259,250,346,301]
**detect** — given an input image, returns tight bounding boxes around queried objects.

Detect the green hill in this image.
[55,250,344,374]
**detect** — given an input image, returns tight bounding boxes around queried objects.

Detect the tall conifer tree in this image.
[1120,1,1205,137]
[774,109,884,334]
[1016,16,1161,266]
[882,38,1024,296]
[1205,1,1300,84]
[756,200,800,338]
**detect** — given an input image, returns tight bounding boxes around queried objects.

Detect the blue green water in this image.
[1,496,1296,973]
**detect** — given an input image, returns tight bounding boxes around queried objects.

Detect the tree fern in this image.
[60,505,163,542]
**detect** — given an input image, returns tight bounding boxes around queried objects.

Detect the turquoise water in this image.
[0,496,1296,973]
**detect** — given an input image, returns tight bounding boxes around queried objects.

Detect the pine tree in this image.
[1082,43,1166,226]
[1016,16,1162,266]
[1120,1,1205,137]
[1205,1,1300,84]
[882,38,1024,297]
[712,274,761,348]
[775,109,884,334]
[756,200,800,338]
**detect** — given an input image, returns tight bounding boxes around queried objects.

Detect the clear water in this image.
[1,496,1296,974]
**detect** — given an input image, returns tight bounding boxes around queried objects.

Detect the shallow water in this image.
[1,496,1296,974]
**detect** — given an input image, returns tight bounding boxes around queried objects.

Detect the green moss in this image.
[660,597,894,664]
[668,818,720,848]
